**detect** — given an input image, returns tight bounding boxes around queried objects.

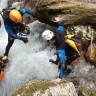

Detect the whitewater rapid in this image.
[0,19,59,96]
[0,1,58,95]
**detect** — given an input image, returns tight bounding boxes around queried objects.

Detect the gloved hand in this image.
[20,37,29,43]
[25,26,30,35]
[54,52,57,55]
[49,59,58,65]
[26,30,30,35]
[23,27,30,35]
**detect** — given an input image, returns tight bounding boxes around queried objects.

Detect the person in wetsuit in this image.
[2,8,36,61]
[42,17,80,82]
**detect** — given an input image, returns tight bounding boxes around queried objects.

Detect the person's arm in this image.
[57,21,64,32]
[57,49,66,79]
[5,25,21,39]
[5,25,29,43]
[54,17,64,32]
[19,8,36,18]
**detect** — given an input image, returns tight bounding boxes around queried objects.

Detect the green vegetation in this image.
[78,87,96,96]
[78,87,90,96]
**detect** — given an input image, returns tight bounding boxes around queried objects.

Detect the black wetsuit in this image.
[3,8,35,56]
[52,22,79,78]
[54,32,79,74]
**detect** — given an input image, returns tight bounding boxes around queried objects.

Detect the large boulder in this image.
[7,0,96,27]
[35,0,96,26]
[12,80,78,96]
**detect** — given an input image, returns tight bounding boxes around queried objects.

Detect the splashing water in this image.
[0,18,59,96]
[0,1,58,95]
[65,54,96,92]
[0,0,9,9]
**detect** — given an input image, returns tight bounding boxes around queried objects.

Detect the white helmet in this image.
[42,30,54,41]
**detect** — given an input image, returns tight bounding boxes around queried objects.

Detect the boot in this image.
[49,59,58,65]
[2,56,8,62]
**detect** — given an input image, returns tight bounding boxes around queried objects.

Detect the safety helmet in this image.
[9,9,22,23]
[42,30,54,41]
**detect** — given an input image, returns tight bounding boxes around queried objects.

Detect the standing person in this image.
[42,17,80,83]
[1,8,36,61]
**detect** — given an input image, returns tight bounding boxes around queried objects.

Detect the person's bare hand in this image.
[52,78,62,83]
[53,17,60,22]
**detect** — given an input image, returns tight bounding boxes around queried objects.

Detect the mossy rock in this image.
[78,87,90,96]
[12,80,67,96]
[90,93,96,96]
[12,80,77,96]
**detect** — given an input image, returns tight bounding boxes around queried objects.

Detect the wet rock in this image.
[12,80,78,96]
[91,93,96,96]
[79,80,96,93]
[85,44,96,65]
[7,0,96,28]
[78,87,96,96]
[35,0,96,26]
[72,76,79,87]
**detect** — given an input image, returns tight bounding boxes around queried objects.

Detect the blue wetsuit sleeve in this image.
[57,21,64,32]
[57,49,66,79]
[19,8,35,17]
[5,25,21,39]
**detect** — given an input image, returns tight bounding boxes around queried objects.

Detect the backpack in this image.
[64,35,82,55]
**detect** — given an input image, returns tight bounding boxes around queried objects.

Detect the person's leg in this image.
[49,53,60,65]
[66,53,79,73]
[60,61,68,74]
[3,36,15,60]
[67,53,79,65]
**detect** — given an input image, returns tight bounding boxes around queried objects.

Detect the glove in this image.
[49,59,58,65]
[54,52,57,55]
[26,30,30,35]
[25,26,30,35]
[23,28,30,35]
[20,37,29,43]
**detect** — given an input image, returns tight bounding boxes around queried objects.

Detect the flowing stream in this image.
[0,1,58,96]
[0,19,58,96]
